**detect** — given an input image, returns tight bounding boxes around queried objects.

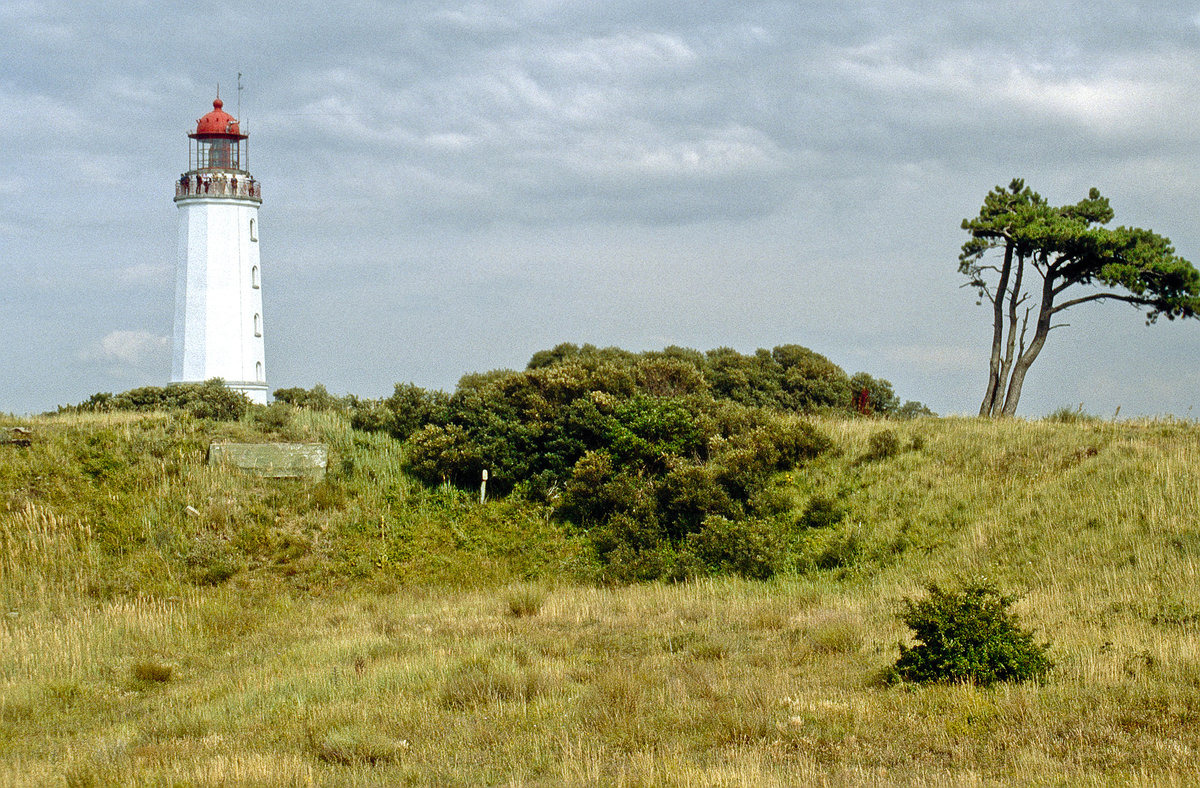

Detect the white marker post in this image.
[480,469,488,504]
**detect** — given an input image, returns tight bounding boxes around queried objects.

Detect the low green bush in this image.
[799,495,846,530]
[890,581,1052,686]
[861,429,902,462]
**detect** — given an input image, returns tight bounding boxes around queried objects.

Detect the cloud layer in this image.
[3,1,1199,415]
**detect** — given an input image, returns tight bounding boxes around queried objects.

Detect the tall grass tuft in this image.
[506,583,547,617]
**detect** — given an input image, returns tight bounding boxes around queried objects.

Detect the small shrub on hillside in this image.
[800,495,846,530]
[682,515,782,580]
[890,581,1052,686]
[860,429,902,462]
[183,537,244,586]
[253,402,293,432]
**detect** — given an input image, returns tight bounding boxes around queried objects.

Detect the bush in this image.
[657,463,737,539]
[861,429,902,462]
[272,384,347,411]
[253,402,293,432]
[374,343,876,582]
[799,495,846,530]
[683,515,782,580]
[402,424,482,487]
[891,581,1052,685]
[897,400,936,419]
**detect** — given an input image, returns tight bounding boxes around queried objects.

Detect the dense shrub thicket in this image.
[334,343,927,581]
[69,344,930,582]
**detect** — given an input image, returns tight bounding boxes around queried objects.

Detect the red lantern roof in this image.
[190,97,246,139]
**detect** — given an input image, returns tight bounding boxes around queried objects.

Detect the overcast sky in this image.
[3,1,1199,417]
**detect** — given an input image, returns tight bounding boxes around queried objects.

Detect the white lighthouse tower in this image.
[170,95,268,404]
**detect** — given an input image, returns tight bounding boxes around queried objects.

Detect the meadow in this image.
[2,408,1200,786]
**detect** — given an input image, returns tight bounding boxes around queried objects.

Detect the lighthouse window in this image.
[250,218,257,242]
[256,362,264,382]
[254,313,262,337]
[251,266,260,289]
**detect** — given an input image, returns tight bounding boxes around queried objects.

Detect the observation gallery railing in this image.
[175,173,262,202]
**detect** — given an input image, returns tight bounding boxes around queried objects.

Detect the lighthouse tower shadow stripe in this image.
[171,95,268,405]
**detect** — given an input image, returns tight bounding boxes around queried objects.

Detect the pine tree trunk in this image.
[980,244,1015,417]
[1000,275,1054,416]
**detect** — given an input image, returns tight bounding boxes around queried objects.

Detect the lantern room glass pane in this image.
[196,138,241,170]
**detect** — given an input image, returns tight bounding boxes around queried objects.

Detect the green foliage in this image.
[891,581,1053,686]
[605,395,708,468]
[861,429,902,462]
[657,463,738,537]
[377,344,875,581]
[682,515,782,580]
[800,495,847,530]
[896,400,936,419]
[68,379,250,421]
[848,372,900,416]
[253,402,294,432]
[271,384,348,411]
[402,424,482,487]
[813,530,863,571]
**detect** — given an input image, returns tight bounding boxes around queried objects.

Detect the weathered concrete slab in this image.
[208,442,327,480]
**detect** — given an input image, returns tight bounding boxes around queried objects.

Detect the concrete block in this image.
[208,442,327,480]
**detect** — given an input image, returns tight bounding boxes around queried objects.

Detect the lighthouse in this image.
[170,95,268,404]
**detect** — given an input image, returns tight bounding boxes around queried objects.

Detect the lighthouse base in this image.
[169,379,268,406]
[230,381,269,405]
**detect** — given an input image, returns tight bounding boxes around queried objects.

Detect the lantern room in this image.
[188,97,248,172]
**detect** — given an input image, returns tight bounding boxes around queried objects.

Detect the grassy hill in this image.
[2,409,1199,785]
